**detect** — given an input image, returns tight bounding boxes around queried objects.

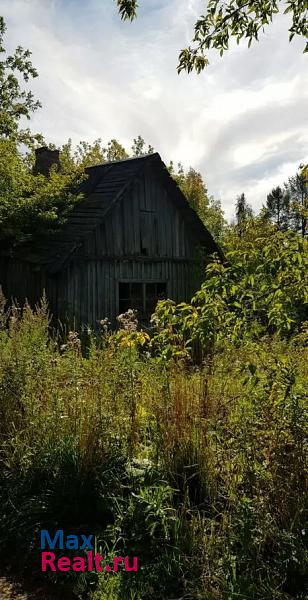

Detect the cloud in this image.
[2,0,307,218]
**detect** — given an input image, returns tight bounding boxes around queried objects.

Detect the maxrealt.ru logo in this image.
[40,530,138,573]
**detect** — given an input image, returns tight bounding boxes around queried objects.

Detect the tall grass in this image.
[0,297,307,599]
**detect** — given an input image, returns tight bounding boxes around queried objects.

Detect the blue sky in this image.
[2,0,308,218]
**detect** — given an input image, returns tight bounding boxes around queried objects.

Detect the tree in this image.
[176,166,208,215]
[60,136,155,169]
[265,186,290,230]
[154,218,308,355]
[115,0,308,73]
[286,166,307,238]
[0,18,85,245]
[205,196,226,244]
[235,193,253,236]
[131,135,154,157]
[104,138,128,162]
[0,138,85,245]
[0,17,42,146]
[170,163,226,242]
[60,139,106,170]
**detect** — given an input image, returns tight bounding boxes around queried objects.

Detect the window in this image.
[118,281,167,322]
[119,282,143,315]
[145,282,166,316]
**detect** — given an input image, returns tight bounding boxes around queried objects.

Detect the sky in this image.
[2,0,308,219]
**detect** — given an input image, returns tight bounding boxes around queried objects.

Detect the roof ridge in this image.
[85,152,159,170]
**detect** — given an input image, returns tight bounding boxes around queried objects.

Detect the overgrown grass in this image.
[0,298,307,599]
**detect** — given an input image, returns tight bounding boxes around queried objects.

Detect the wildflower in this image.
[98,317,110,334]
[117,309,138,332]
[60,331,81,354]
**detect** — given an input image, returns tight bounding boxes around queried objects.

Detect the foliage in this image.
[178,0,308,73]
[262,166,308,237]
[0,139,85,244]
[0,16,42,146]
[170,162,226,243]
[0,20,85,244]
[111,308,150,350]
[265,186,290,230]
[151,220,308,362]
[0,295,307,599]
[115,0,308,73]
[131,135,154,157]
[116,0,138,22]
[235,192,253,234]
[285,165,308,238]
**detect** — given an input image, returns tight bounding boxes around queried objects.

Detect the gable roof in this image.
[5,153,223,273]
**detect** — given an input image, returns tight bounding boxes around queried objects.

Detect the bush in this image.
[0,296,307,599]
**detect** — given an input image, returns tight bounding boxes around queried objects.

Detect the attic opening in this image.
[118,281,167,323]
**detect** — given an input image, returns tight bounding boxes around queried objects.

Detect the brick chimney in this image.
[33,147,60,176]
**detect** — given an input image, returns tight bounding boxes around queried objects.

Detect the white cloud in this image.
[2,0,307,219]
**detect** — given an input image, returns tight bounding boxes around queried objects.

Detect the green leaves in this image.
[0,138,86,244]
[114,1,308,73]
[0,18,41,144]
[151,220,308,362]
[170,164,226,243]
[285,0,308,52]
[115,0,138,21]
[177,48,209,74]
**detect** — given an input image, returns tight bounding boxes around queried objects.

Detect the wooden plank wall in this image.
[80,170,196,259]
[56,258,200,328]
[0,257,46,308]
[56,168,204,326]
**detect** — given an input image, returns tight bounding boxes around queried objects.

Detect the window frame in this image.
[117,279,168,322]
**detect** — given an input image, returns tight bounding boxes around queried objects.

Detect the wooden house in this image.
[0,151,222,328]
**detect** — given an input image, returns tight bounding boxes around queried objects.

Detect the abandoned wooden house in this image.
[0,149,222,328]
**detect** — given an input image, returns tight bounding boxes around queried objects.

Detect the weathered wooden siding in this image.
[79,169,197,259]
[55,258,201,327]
[0,257,46,307]
[0,253,201,328]
[55,168,204,326]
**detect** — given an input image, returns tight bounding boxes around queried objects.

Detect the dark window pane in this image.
[119,282,130,299]
[119,282,167,323]
[157,283,167,296]
[119,282,144,318]
[133,301,144,314]
[146,299,157,315]
[131,282,143,299]
[145,282,167,318]
[146,283,156,297]
[119,299,131,314]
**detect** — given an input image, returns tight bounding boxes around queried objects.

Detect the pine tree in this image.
[265,186,290,230]
[286,168,307,238]
[235,193,253,236]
